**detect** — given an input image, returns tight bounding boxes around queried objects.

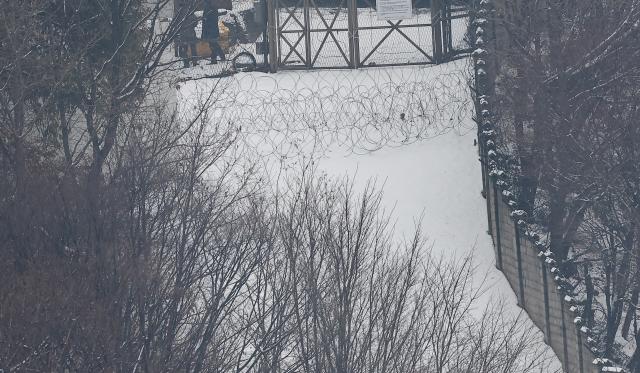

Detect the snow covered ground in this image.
[174,61,497,307]
[175,58,562,370]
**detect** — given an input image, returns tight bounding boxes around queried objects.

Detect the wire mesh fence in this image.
[273,0,470,69]
[276,0,353,68]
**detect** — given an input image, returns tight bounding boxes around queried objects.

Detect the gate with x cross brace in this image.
[266,0,470,70]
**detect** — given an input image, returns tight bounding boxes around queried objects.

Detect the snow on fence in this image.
[471,1,625,372]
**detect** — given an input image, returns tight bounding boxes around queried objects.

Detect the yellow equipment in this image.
[189,21,230,58]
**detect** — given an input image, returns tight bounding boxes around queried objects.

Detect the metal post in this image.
[303,0,312,67]
[254,0,270,70]
[353,3,360,67]
[560,296,570,371]
[474,59,492,235]
[430,0,443,63]
[480,139,492,235]
[263,32,269,68]
[440,0,447,58]
[443,0,452,58]
[541,259,552,344]
[347,0,359,68]
[492,181,503,270]
[577,326,585,373]
[514,225,525,307]
[267,0,278,72]
[262,0,269,68]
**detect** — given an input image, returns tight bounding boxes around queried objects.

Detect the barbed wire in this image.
[173,58,474,167]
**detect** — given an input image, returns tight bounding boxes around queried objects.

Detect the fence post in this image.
[267,0,279,72]
[482,143,492,235]
[431,0,443,63]
[577,327,584,373]
[560,295,570,371]
[347,0,359,68]
[492,181,503,270]
[303,0,312,67]
[442,0,452,58]
[514,224,525,307]
[541,258,552,344]
[473,23,492,237]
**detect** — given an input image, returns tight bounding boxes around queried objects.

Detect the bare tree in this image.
[259,175,558,373]
[482,0,640,367]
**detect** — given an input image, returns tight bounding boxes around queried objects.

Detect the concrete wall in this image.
[471,1,624,369]
[483,178,599,373]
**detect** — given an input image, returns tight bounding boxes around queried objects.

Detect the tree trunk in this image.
[584,263,594,328]
[622,282,639,340]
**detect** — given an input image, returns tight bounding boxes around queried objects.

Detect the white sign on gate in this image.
[377,0,413,21]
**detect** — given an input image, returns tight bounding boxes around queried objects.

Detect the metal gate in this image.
[266,0,470,70]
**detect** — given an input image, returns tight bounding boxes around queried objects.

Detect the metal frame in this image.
[354,0,434,67]
[276,0,308,66]
[309,0,351,66]
[268,0,469,70]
